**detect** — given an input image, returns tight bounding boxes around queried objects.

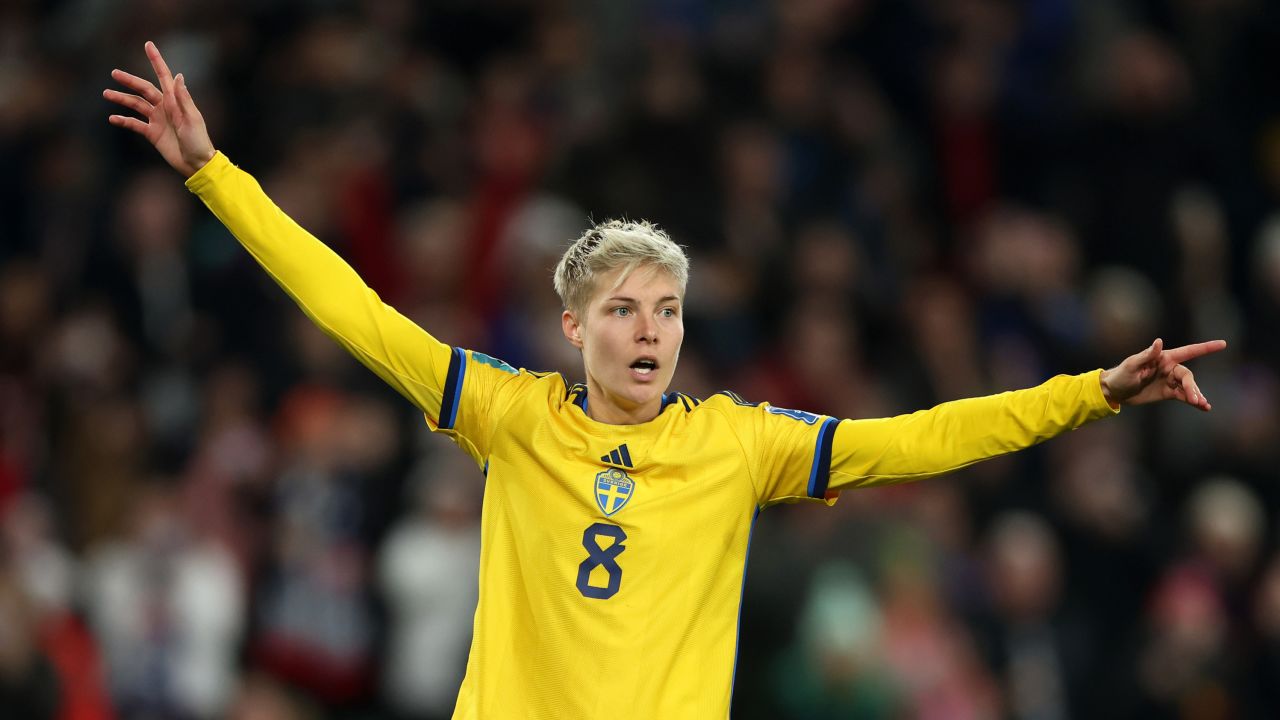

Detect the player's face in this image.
[562,264,684,424]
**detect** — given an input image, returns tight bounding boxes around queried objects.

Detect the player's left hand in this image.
[1099,338,1227,411]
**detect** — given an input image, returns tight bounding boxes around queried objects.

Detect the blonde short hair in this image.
[553,219,689,316]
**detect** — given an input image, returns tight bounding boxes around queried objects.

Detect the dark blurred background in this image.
[2,0,1280,718]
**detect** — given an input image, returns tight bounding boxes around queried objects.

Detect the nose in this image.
[636,315,658,343]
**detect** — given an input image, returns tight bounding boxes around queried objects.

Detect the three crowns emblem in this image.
[595,444,635,516]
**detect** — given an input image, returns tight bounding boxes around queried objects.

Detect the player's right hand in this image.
[104,41,215,178]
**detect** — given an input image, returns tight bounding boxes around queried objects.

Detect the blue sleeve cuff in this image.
[806,417,839,498]
[438,347,467,429]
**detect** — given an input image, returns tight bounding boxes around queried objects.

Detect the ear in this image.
[562,309,584,349]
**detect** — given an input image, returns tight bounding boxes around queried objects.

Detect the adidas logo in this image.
[600,443,634,469]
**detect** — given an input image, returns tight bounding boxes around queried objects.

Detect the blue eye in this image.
[661,307,677,318]
[613,307,631,317]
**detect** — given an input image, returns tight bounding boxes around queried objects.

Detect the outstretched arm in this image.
[104,42,457,418]
[825,338,1225,491]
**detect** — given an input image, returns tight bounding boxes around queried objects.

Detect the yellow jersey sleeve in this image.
[745,370,1117,505]
[702,393,840,507]
[434,349,541,467]
[825,369,1119,491]
[185,152,531,466]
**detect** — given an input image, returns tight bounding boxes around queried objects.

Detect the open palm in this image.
[104,41,215,177]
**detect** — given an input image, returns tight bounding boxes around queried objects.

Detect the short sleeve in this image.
[426,349,539,469]
[731,400,841,507]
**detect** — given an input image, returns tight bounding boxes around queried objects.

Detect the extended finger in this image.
[1163,339,1228,365]
[1170,365,1209,411]
[1186,378,1209,411]
[108,114,149,135]
[163,74,185,122]
[103,88,153,116]
[145,40,175,91]
[111,69,162,104]
[1136,337,1162,363]
[1130,338,1163,380]
[172,73,196,121]
[175,73,200,119]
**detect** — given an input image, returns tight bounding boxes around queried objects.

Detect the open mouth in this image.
[630,358,658,376]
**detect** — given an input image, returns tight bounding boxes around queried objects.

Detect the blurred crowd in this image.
[2,0,1280,718]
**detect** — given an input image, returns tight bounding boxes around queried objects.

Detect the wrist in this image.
[189,147,216,175]
[1098,368,1121,408]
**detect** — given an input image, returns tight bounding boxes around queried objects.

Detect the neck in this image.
[584,385,662,425]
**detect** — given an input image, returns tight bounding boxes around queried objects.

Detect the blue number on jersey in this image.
[765,405,821,425]
[576,522,627,599]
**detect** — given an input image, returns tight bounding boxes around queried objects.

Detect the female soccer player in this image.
[106,42,1225,719]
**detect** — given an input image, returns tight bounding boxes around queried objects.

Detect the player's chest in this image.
[485,413,758,602]
[487,415,753,522]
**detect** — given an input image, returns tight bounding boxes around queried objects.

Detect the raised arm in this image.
[826,339,1225,491]
[105,42,456,417]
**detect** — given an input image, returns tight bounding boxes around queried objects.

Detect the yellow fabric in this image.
[826,370,1119,492]
[186,152,457,422]
[187,152,1119,719]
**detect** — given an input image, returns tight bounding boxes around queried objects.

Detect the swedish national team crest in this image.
[595,468,635,516]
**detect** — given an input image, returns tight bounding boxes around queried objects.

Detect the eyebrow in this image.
[606,295,682,304]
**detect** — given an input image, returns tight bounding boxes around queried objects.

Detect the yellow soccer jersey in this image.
[187,152,1119,719]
